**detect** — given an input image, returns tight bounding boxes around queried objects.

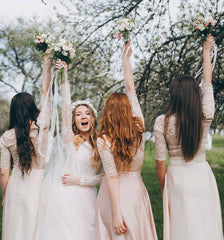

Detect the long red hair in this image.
[98,92,144,172]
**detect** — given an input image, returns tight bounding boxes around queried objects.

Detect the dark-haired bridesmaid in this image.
[154,35,223,240]
[0,53,52,240]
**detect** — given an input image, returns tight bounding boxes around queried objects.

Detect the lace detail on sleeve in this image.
[201,82,215,120]
[154,116,167,161]
[0,133,11,169]
[97,137,118,177]
[80,173,103,186]
[61,82,73,143]
[37,94,51,129]
[127,94,144,126]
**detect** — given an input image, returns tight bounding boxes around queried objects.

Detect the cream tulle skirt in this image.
[163,160,223,240]
[2,167,44,240]
[96,172,158,240]
[34,179,97,240]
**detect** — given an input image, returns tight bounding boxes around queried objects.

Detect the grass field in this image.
[0,135,223,239]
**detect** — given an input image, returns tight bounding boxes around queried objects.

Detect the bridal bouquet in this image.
[193,16,215,39]
[51,38,75,64]
[34,33,52,52]
[113,18,136,41]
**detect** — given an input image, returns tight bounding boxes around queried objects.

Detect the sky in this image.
[0,0,57,21]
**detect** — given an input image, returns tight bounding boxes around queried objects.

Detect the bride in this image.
[34,60,102,240]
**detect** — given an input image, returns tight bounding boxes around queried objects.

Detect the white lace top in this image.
[154,82,215,163]
[0,95,51,169]
[97,94,145,177]
[61,82,102,186]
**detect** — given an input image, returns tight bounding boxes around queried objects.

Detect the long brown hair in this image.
[165,75,203,161]
[9,92,40,176]
[98,92,144,172]
[72,104,100,170]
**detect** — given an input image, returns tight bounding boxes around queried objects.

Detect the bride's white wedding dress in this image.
[34,81,102,240]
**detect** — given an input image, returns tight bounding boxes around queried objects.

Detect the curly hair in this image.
[72,104,101,170]
[9,92,40,176]
[98,92,144,173]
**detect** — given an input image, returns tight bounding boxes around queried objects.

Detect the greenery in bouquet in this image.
[113,18,135,41]
[193,16,215,40]
[34,33,52,53]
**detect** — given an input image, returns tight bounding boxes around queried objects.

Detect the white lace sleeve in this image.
[154,115,167,161]
[80,173,103,186]
[201,82,215,120]
[61,82,73,143]
[37,94,51,129]
[0,133,11,169]
[127,94,144,126]
[97,137,118,177]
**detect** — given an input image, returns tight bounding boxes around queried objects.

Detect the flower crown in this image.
[71,100,97,117]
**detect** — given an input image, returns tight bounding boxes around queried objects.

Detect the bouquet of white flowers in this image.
[193,16,215,39]
[34,33,52,52]
[51,38,75,64]
[113,18,135,41]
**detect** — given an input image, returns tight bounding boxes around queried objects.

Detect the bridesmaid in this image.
[0,54,52,240]
[154,35,223,240]
[96,42,158,240]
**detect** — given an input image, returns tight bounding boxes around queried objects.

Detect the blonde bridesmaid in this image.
[96,42,158,240]
[154,35,223,240]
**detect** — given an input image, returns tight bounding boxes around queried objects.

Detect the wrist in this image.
[112,209,121,217]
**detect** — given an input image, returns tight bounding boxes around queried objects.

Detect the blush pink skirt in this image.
[96,172,158,240]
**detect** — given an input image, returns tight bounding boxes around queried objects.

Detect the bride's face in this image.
[74,105,91,133]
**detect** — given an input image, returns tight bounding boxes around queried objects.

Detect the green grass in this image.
[142,134,224,240]
[0,135,223,239]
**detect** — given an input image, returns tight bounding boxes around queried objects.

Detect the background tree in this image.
[0,0,223,131]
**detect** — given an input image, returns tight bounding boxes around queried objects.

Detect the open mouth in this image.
[81,122,88,126]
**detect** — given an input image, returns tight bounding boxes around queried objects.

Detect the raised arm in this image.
[203,34,215,84]
[56,61,73,143]
[122,42,144,123]
[37,51,52,125]
[42,53,52,96]
[202,35,215,120]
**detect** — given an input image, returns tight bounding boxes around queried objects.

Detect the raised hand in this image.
[122,41,132,61]
[62,174,80,186]
[204,34,215,52]
[55,59,68,72]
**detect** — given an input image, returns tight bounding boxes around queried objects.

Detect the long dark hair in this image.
[9,92,40,176]
[165,75,203,161]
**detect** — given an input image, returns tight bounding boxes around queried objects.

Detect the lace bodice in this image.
[61,82,102,186]
[0,95,51,170]
[97,94,145,177]
[154,82,215,162]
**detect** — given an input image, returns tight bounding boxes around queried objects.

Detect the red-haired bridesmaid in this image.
[96,42,158,240]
